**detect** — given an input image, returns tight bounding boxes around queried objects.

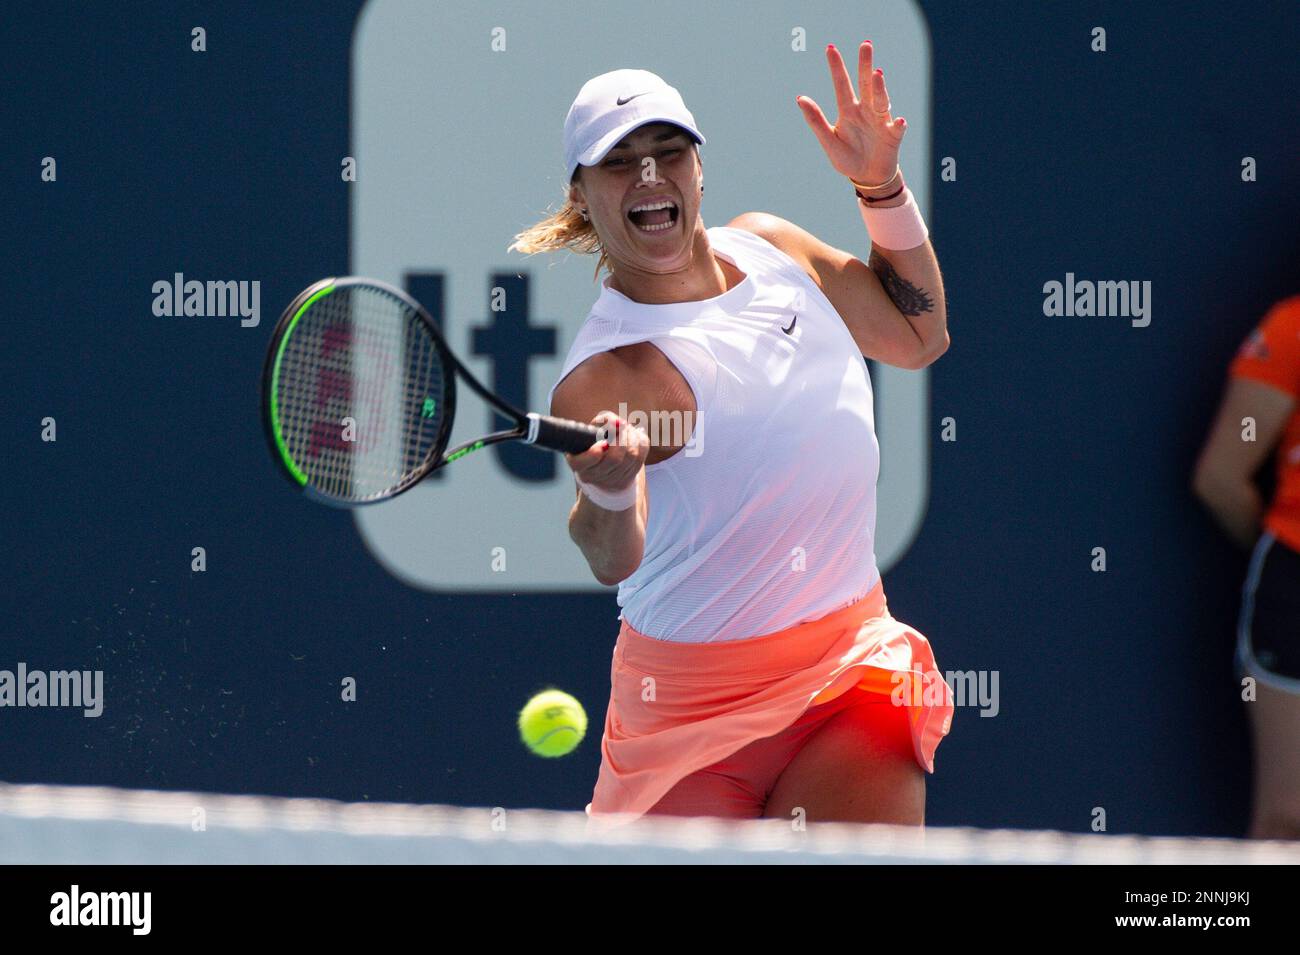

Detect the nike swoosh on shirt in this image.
[616,92,650,105]
[781,314,798,335]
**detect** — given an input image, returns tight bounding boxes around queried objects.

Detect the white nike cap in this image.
[563,69,706,183]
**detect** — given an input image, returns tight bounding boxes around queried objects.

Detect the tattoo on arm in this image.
[869,250,934,317]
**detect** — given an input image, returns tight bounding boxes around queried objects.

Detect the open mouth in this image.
[627,200,679,233]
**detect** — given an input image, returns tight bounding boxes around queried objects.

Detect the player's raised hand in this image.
[795,40,906,186]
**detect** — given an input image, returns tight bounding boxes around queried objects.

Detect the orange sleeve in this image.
[1229,296,1300,397]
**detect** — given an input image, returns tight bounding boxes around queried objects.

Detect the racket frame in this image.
[262,276,591,507]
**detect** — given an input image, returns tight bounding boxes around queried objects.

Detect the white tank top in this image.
[548,226,881,643]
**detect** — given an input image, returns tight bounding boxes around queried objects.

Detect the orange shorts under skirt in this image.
[585,578,954,827]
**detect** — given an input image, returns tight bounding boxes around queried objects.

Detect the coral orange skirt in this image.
[586,578,954,825]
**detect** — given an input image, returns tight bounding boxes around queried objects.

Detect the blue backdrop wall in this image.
[4,1,1298,836]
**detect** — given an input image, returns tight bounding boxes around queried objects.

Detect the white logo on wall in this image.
[350,0,932,592]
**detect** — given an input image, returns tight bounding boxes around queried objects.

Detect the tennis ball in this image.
[518,689,588,758]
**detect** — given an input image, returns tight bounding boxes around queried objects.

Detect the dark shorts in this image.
[1238,531,1300,685]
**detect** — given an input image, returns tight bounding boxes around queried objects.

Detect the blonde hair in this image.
[508,170,611,283]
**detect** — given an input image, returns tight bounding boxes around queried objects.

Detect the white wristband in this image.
[859,187,929,251]
[575,474,638,511]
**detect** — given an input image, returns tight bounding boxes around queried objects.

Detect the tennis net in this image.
[1,781,1295,864]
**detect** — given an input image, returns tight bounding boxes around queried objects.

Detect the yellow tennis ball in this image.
[518,689,588,758]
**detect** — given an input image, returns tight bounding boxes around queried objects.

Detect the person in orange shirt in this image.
[1194,295,1300,840]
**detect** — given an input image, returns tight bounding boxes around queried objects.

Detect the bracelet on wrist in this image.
[850,164,905,204]
[855,184,905,204]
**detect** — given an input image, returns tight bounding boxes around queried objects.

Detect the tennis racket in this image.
[261,276,601,506]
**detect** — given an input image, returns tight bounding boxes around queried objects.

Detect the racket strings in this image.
[273,285,448,501]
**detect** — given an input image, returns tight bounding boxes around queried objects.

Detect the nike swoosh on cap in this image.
[616,92,651,105]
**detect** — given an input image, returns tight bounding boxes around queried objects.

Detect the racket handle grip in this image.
[525,413,603,454]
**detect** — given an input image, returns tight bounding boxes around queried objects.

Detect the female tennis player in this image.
[1193,294,1300,841]
[511,43,954,825]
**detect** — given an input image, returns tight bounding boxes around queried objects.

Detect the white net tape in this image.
[1,782,1296,865]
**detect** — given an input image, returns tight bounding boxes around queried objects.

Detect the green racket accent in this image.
[270,283,338,485]
[421,396,437,418]
[444,439,485,463]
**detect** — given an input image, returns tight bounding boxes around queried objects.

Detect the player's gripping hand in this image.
[564,411,650,497]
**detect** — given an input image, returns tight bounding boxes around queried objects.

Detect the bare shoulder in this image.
[724,211,806,260]
[551,351,626,420]
[549,345,659,423]
[725,212,830,288]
